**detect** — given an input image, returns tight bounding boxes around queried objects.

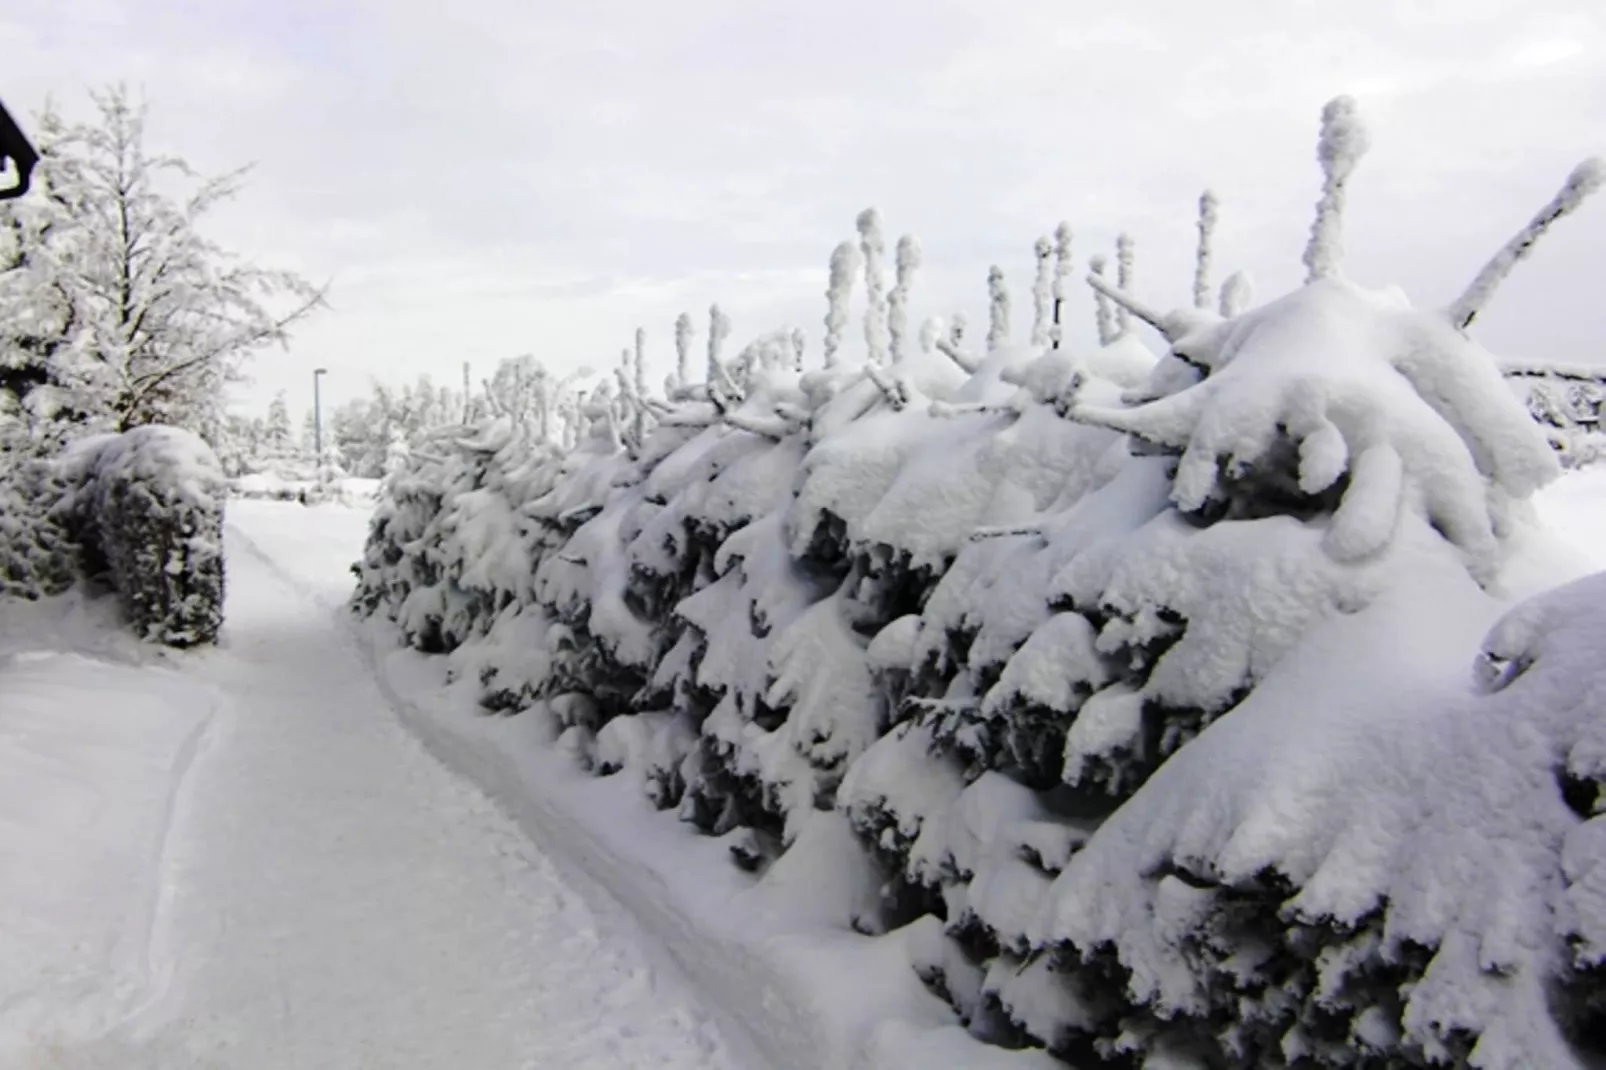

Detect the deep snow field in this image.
[3,465,1605,1070]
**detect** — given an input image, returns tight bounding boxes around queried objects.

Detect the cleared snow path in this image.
[31,512,745,1070]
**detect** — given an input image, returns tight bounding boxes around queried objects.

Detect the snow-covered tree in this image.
[0,86,323,439]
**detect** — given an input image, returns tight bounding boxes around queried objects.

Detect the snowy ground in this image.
[9,470,1606,1070]
[0,500,748,1070]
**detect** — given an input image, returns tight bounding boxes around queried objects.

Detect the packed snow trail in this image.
[37,513,746,1069]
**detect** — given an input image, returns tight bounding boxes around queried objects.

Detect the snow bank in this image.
[0,597,216,1056]
[352,98,1606,1067]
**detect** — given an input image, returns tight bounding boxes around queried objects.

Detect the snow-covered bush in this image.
[355,99,1606,1067]
[0,449,77,598]
[57,426,227,646]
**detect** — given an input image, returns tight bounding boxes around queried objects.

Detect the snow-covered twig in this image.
[889,234,921,363]
[859,209,889,365]
[1090,255,1116,346]
[1031,236,1054,346]
[934,336,980,374]
[1115,234,1135,336]
[864,362,909,411]
[986,266,1010,351]
[1219,270,1254,318]
[1302,95,1370,283]
[1449,157,1605,330]
[823,241,859,368]
[1193,190,1219,310]
[675,312,694,388]
[1086,272,1174,340]
[1051,222,1073,349]
[968,523,1046,543]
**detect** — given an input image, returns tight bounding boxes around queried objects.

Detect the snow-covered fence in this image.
[52,426,227,645]
[354,100,1606,1068]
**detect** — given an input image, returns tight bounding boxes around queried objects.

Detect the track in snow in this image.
[34,515,744,1070]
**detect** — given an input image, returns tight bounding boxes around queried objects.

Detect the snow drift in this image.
[354,98,1606,1067]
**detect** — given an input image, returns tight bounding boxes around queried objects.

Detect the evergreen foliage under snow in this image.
[353,101,1606,1067]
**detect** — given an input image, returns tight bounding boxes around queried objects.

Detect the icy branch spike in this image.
[1051,222,1073,349]
[1193,190,1219,309]
[986,265,1011,350]
[674,312,694,387]
[1089,254,1116,345]
[1086,271,1174,340]
[858,208,889,365]
[823,240,860,369]
[889,234,922,363]
[1302,95,1370,283]
[1031,235,1054,346]
[1449,157,1606,330]
[1115,233,1135,335]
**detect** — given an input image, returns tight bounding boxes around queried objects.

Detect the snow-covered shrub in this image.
[59,426,227,646]
[0,449,77,598]
[355,99,1606,1067]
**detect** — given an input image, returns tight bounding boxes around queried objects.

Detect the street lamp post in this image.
[312,367,328,475]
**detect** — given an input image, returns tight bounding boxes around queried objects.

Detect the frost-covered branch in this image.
[1219,270,1254,318]
[1115,234,1135,336]
[1031,236,1054,346]
[1090,255,1116,346]
[888,234,921,363]
[1449,157,1605,330]
[1193,190,1219,310]
[859,209,889,365]
[864,361,909,411]
[986,266,1010,350]
[1302,95,1370,283]
[823,240,859,368]
[1051,222,1073,349]
[1086,271,1173,340]
[934,336,980,374]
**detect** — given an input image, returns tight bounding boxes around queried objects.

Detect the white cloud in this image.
[2,0,1603,416]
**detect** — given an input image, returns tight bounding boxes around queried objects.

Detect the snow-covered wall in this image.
[354,101,1606,1067]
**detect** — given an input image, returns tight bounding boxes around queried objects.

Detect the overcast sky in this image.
[4,0,1605,415]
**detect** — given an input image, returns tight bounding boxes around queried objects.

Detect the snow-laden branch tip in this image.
[986,266,1010,350]
[888,234,921,364]
[858,209,889,365]
[1086,272,1174,340]
[823,240,859,368]
[674,312,694,387]
[1051,222,1073,349]
[1090,255,1116,346]
[1031,236,1054,346]
[1193,190,1219,310]
[1115,234,1135,336]
[1449,157,1605,330]
[1302,95,1370,283]
[1219,270,1254,318]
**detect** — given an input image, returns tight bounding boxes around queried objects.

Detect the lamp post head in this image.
[314,367,327,376]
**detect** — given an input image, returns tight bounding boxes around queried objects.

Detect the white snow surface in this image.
[0,498,1054,1070]
[0,500,748,1070]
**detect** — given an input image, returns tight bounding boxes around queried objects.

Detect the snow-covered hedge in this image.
[32,426,227,645]
[354,100,1606,1066]
[0,451,77,599]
